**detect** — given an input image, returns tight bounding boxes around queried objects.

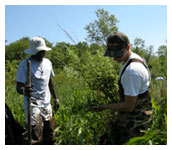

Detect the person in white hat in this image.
[16,37,59,144]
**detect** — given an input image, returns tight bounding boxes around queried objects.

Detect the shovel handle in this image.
[27,60,32,145]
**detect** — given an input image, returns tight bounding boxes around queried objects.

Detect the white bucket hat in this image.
[24,37,52,55]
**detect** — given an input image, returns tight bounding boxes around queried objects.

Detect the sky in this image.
[5,5,167,52]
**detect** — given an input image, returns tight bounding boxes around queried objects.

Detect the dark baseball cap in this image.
[104,32,130,58]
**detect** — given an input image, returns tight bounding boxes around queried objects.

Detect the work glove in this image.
[54,99,60,112]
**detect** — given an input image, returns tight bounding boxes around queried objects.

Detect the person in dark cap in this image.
[92,32,152,144]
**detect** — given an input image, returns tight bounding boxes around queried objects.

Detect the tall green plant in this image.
[125,81,167,145]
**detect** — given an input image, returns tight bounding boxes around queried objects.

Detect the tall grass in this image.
[6,84,25,127]
[5,69,167,145]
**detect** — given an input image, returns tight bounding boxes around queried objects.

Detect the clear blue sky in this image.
[5,5,167,52]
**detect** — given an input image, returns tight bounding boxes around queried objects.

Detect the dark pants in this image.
[43,117,55,145]
[32,117,55,145]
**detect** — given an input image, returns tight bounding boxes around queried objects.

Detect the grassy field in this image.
[5,70,167,145]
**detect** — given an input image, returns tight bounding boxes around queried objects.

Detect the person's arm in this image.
[92,95,137,112]
[16,82,25,95]
[49,78,59,111]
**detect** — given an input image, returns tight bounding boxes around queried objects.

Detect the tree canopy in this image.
[85,9,119,45]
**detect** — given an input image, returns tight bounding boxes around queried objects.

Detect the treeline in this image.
[5,35,167,82]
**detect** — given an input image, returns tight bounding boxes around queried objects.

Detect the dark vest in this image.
[118,58,150,101]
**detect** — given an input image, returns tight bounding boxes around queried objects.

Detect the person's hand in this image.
[23,85,33,97]
[92,105,106,112]
[54,99,60,112]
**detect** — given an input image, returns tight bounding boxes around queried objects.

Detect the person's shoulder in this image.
[130,52,143,61]
[126,61,147,77]
[122,53,148,79]
[42,57,50,61]
[43,58,52,64]
[129,53,146,69]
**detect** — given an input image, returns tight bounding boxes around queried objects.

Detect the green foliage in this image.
[52,73,112,144]
[133,37,145,50]
[156,45,167,77]
[5,60,20,84]
[5,37,29,61]
[85,8,119,45]
[6,83,25,127]
[79,50,120,104]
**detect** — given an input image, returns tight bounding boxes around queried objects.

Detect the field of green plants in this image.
[5,42,167,145]
[5,9,167,145]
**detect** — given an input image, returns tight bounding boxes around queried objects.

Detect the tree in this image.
[133,37,145,50]
[5,37,29,62]
[157,45,167,77]
[85,9,119,45]
[131,37,145,58]
[157,45,167,58]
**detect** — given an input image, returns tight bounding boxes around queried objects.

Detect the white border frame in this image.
[1,1,170,150]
